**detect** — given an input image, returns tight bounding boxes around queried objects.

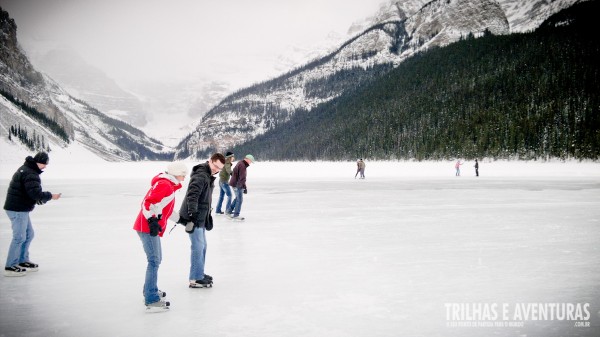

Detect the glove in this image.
[185,221,195,234]
[243,188,247,194]
[189,212,199,225]
[148,216,162,237]
[206,214,214,231]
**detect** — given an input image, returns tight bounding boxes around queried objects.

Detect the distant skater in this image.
[227,154,254,221]
[355,159,366,179]
[215,152,235,215]
[3,152,61,277]
[455,160,463,176]
[474,159,479,177]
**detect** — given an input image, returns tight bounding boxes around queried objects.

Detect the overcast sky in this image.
[0,0,383,88]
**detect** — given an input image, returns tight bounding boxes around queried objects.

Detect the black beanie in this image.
[33,152,49,165]
[225,151,234,158]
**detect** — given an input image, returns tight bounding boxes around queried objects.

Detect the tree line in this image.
[0,89,70,143]
[7,124,51,152]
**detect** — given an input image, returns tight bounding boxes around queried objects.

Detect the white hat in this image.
[167,162,188,177]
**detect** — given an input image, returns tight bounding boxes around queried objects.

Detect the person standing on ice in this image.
[178,153,225,288]
[133,161,188,312]
[3,152,61,277]
[474,159,479,177]
[357,159,366,179]
[215,152,235,215]
[455,160,463,176]
[227,154,254,221]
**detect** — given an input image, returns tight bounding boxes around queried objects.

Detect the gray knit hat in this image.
[166,162,188,176]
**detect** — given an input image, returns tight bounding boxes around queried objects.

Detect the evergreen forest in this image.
[231,0,600,161]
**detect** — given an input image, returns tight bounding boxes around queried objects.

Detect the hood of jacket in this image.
[151,172,182,189]
[24,156,43,174]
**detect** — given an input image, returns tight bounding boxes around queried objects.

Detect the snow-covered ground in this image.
[0,158,599,337]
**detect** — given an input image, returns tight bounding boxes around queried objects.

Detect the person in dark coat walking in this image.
[3,152,61,277]
[178,153,225,288]
[227,154,254,221]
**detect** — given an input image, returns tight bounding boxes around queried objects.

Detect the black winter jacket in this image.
[3,156,52,212]
[179,162,215,230]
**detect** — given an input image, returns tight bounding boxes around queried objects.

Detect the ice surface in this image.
[0,160,599,337]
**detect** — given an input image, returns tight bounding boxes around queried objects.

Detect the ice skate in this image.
[145,299,170,313]
[189,276,213,288]
[142,290,167,305]
[18,262,39,272]
[227,214,245,221]
[4,266,27,277]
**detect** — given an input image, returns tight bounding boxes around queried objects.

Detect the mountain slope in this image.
[175,0,579,159]
[230,0,600,161]
[0,7,171,161]
[34,48,148,127]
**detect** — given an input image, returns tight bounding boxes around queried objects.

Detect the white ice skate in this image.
[145,299,170,313]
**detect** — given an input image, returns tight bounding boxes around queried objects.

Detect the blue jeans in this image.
[227,187,244,216]
[215,181,232,213]
[5,211,34,268]
[189,227,207,281]
[138,231,162,305]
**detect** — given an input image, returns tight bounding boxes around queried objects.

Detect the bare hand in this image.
[52,193,62,200]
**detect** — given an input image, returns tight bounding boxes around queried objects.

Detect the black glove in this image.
[206,214,214,231]
[189,212,199,225]
[148,216,161,237]
[243,188,247,194]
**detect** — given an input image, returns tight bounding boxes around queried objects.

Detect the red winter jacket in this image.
[133,173,182,237]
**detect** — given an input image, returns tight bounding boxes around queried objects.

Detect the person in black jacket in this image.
[178,153,225,288]
[3,152,61,277]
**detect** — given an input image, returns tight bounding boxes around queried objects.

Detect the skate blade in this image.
[145,306,170,313]
[4,271,27,277]
[189,283,213,288]
[22,268,38,272]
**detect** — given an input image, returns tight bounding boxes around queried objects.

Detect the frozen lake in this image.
[0,161,599,336]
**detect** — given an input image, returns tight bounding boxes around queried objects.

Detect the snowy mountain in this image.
[122,78,231,147]
[17,35,232,143]
[0,8,171,162]
[175,0,582,159]
[32,48,148,127]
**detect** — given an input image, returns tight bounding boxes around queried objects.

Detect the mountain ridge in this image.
[0,7,172,161]
[230,0,600,161]
[176,0,579,159]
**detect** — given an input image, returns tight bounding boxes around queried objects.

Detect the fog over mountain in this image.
[0,0,382,141]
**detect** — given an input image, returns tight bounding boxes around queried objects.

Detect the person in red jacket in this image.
[133,161,187,312]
